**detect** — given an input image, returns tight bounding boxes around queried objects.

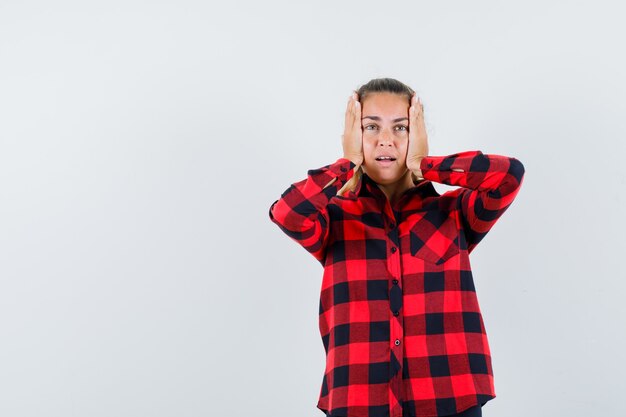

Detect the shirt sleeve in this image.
[419,150,526,254]
[269,157,357,264]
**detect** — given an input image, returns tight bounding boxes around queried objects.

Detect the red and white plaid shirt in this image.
[269,150,525,417]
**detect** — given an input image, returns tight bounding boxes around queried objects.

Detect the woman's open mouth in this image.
[375,156,396,166]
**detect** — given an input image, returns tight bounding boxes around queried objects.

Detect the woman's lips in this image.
[376,159,396,167]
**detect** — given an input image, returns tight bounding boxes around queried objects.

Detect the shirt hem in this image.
[317,394,495,417]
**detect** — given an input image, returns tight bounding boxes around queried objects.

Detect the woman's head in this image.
[338,78,418,196]
[356,77,415,107]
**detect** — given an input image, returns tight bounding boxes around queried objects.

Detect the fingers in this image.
[345,92,361,130]
[409,93,423,119]
[353,92,361,129]
[409,93,428,142]
[345,93,354,124]
[342,92,364,165]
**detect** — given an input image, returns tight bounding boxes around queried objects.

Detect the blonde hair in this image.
[337,165,363,197]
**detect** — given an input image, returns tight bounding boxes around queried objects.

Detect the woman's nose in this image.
[377,131,393,146]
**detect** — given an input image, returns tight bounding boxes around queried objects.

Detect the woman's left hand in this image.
[406,93,429,174]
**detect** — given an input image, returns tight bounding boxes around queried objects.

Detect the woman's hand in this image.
[406,93,429,175]
[342,92,364,167]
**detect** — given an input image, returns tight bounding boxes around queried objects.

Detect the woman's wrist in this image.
[409,157,425,179]
[343,154,362,167]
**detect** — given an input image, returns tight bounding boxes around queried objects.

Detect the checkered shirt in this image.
[269,150,525,417]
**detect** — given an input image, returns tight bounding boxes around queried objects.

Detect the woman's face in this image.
[360,92,411,185]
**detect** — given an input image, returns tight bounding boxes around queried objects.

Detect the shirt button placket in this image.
[386,217,404,417]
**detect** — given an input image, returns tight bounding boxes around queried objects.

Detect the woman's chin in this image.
[364,169,406,185]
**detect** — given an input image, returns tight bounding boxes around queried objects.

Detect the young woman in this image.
[268,78,525,417]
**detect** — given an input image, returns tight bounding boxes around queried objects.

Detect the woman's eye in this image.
[363,125,407,131]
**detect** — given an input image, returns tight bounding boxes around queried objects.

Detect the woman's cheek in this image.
[362,136,376,150]
[362,131,375,140]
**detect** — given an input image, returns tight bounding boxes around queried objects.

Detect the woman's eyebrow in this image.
[362,116,408,122]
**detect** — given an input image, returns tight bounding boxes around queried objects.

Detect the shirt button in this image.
[395,339,401,346]
[390,222,396,229]
[391,247,397,253]
[392,279,398,285]
[427,162,433,168]
[393,311,399,316]
[340,167,347,172]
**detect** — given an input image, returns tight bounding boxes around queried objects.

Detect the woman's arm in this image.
[269,158,357,264]
[415,150,526,253]
[269,92,363,264]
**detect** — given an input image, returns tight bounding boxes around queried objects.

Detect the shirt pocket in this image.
[409,210,460,265]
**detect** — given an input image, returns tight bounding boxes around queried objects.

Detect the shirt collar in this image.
[348,171,438,204]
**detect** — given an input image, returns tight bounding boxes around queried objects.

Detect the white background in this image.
[1,1,625,416]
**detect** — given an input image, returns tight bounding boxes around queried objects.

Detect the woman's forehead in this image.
[362,93,408,111]
[362,95,409,121]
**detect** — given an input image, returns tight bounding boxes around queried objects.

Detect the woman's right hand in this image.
[342,92,364,167]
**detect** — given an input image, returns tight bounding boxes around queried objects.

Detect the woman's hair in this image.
[337,77,417,197]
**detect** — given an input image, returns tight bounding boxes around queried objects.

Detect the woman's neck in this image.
[376,171,416,205]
